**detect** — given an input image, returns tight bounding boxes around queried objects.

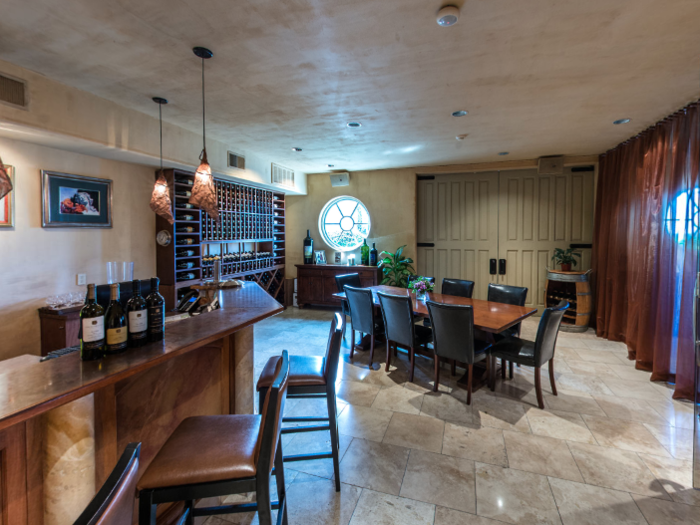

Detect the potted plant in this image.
[552,247,581,272]
[408,276,435,300]
[378,245,416,288]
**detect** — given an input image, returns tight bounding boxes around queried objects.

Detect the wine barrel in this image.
[545,270,593,333]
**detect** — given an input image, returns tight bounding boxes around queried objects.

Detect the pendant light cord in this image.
[201,56,206,155]
[158,102,163,172]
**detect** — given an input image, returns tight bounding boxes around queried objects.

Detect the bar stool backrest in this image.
[533,301,569,366]
[73,443,140,525]
[256,351,290,473]
[377,292,415,348]
[426,301,478,364]
[441,278,475,298]
[323,313,345,384]
[344,286,375,334]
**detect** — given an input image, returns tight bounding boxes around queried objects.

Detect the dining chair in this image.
[426,301,491,403]
[74,443,141,525]
[335,273,361,338]
[441,278,475,298]
[345,285,384,368]
[487,283,528,379]
[489,301,569,409]
[377,291,433,381]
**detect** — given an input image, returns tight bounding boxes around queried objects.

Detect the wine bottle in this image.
[177,249,195,257]
[360,239,370,265]
[177,214,194,221]
[126,280,148,347]
[105,284,128,354]
[175,190,192,198]
[180,203,194,209]
[176,178,193,186]
[176,226,195,233]
[369,242,378,266]
[178,272,196,281]
[177,238,195,245]
[80,283,104,361]
[146,277,165,342]
[177,261,195,269]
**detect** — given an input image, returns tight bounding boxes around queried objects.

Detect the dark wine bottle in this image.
[177,272,196,281]
[177,238,195,245]
[304,229,314,264]
[369,242,378,266]
[80,283,104,361]
[126,280,148,347]
[105,284,128,354]
[175,190,192,198]
[177,214,194,221]
[177,249,195,257]
[176,226,195,233]
[146,277,165,342]
[177,261,195,269]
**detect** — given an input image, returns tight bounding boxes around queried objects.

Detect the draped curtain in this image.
[592,102,699,400]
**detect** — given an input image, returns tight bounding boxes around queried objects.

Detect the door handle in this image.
[489,259,497,275]
[498,259,506,275]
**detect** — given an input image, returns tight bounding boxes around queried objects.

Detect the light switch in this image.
[77,273,87,286]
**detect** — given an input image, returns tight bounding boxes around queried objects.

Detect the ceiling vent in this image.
[227,151,245,170]
[0,73,27,109]
[538,155,564,175]
[272,163,294,188]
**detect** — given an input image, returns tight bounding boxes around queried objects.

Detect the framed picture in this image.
[0,165,14,228]
[41,170,112,228]
[314,250,327,265]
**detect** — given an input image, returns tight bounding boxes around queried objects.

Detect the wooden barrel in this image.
[544,270,592,332]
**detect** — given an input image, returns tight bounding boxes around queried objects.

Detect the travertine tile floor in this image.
[205,307,698,525]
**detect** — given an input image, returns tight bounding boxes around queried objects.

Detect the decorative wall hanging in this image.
[41,170,112,228]
[150,96,174,224]
[0,155,13,201]
[0,163,14,228]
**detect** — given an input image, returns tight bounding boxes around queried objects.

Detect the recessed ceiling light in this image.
[291,147,302,152]
[613,118,631,125]
[498,152,509,156]
[456,134,468,141]
[327,164,335,168]
[451,110,468,117]
[436,6,460,27]
[347,122,362,128]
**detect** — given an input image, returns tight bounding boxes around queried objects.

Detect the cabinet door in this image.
[323,277,341,305]
[309,277,325,303]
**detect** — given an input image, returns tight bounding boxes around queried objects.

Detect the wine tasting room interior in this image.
[1,1,700,525]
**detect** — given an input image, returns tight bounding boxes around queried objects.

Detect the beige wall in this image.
[0,136,155,360]
[286,169,418,279]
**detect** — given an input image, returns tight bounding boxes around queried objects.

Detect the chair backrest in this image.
[377,292,415,348]
[323,313,345,384]
[487,283,528,306]
[426,301,479,364]
[441,278,475,298]
[256,350,290,473]
[73,443,140,525]
[335,273,361,292]
[407,275,436,287]
[344,285,375,334]
[533,301,569,366]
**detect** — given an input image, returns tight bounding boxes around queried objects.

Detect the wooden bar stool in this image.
[256,313,344,492]
[137,351,290,525]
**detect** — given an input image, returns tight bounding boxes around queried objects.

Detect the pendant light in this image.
[189,46,219,221]
[0,154,12,201]
[149,97,174,224]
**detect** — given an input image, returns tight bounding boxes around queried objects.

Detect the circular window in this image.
[319,196,371,251]
[665,188,700,243]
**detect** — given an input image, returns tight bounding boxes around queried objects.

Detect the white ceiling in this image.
[0,0,699,173]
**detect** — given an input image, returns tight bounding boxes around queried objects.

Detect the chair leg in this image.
[325,390,341,492]
[451,359,456,376]
[184,501,194,525]
[509,361,514,379]
[549,358,558,396]
[342,316,347,339]
[274,441,290,525]
[256,472,273,525]
[489,356,496,391]
[385,340,392,372]
[501,359,506,379]
[138,490,156,525]
[467,364,473,405]
[534,367,545,409]
[350,329,355,359]
[369,334,375,369]
[433,353,440,392]
[409,346,415,382]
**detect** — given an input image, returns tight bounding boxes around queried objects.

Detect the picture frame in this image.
[0,165,14,228]
[314,250,327,265]
[41,170,113,228]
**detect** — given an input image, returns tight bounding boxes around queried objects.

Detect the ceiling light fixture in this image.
[456,134,468,141]
[189,46,218,221]
[150,97,174,224]
[451,110,468,117]
[437,5,460,27]
[347,122,362,128]
[327,164,335,168]
[613,118,631,125]
[498,152,509,156]
[292,147,302,152]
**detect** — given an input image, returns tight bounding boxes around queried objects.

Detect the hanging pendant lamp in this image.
[150,97,175,224]
[0,154,13,201]
[189,46,219,221]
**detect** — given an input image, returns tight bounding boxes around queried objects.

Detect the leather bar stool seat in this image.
[257,355,326,389]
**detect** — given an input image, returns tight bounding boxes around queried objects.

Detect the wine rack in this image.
[544,269,592,333]
[155,168,286,310]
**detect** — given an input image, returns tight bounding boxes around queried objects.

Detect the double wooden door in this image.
[416,168,595,312]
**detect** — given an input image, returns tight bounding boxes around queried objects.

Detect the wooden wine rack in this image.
[155,168,286,310]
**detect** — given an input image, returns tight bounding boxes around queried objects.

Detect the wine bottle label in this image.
[304,246,312,257]
[82,316,105,342]
[106,327,127,346]
[128,311,148,333]
[148,306,164,335]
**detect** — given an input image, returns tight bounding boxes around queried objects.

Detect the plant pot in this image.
[560,264,572,272]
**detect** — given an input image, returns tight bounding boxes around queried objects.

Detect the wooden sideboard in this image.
[38,306,81,356]
[295,264,381,308]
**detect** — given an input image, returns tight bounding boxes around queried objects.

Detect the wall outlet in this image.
[77,273,87,286]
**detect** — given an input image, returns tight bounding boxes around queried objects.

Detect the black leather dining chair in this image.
[345,285,383,368]
[489,301,569,409]
[441,278,475,298]
[487,283,528,379]
[335,273,361,338]
[426,301,491,403]
[377,291,432,381]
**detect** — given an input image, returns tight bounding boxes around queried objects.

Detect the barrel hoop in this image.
[546,271,590,283]
[576,292,591,296]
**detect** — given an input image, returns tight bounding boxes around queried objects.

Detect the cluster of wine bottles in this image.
[211,180,273,214]
[202,255,274,278]
[79,278,165,362]
[202,251,272,265]
[202,211,272,241]
[360,239,379,266]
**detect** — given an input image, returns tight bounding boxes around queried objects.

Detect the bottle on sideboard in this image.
[146,277,165,342]
[79,283,105,361]
[361,238,370,266]
[303,229,314,264]
[105,283,128,355]
[369,242,378,266]
[126,280,148,347]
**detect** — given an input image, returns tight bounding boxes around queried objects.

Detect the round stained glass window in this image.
[319,196,371,251]
[665,188,700,243]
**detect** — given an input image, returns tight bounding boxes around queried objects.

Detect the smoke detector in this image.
[437,6,460,27]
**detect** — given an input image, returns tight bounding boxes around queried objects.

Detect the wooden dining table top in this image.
[333,285,537,334]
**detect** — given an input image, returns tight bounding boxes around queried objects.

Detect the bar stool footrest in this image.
[284,452,334,462]
[281,424,330,434]
[194,501,282,516]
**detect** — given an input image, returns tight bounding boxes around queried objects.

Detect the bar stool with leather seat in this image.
[345,285,384,368]
[335,273,361,338]
[256,313,344,492]
[74,443,141,525]
[137,351,290,525]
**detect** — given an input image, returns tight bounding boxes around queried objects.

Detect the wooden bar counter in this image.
[0,283,282,525]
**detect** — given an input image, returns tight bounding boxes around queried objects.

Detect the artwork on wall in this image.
[0,165,14,228]
[41,171,113,228]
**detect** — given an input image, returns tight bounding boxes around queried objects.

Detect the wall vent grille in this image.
[228,151,245,170]
[272,163,294,187]
[0,74,27,108]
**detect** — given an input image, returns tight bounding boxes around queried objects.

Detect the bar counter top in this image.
[0,283,282,432]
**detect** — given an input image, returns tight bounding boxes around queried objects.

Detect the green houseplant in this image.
[552,247,581,272]
[378,245,416,288]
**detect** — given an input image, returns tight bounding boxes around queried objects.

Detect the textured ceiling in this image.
[0,0,699,172]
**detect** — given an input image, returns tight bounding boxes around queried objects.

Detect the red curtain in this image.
[592,102,700,400]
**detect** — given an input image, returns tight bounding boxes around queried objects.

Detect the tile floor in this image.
[205,307,698,525]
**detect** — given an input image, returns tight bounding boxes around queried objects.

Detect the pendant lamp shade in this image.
[0,155,13,201]
[189,47,219,221]
[150,97,174,224]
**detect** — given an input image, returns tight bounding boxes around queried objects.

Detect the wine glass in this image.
[46,295,60,309]
[57,294,71,307]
